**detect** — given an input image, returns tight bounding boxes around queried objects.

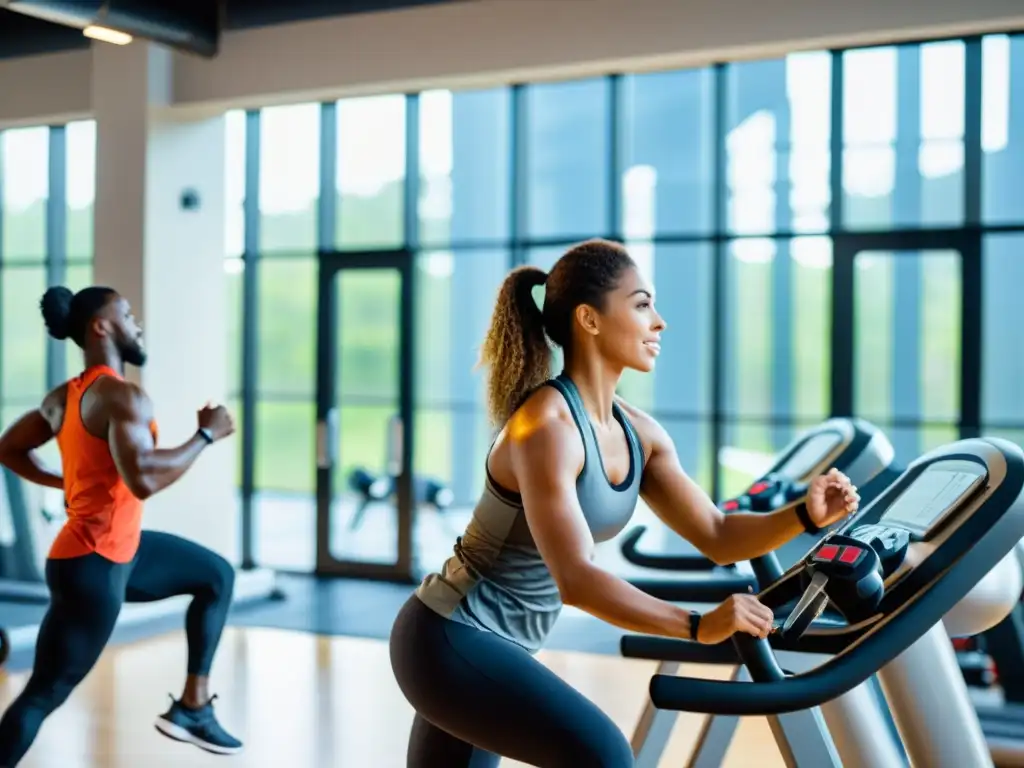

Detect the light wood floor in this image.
[0,627,785,767]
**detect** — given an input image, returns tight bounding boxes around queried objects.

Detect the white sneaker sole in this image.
[154,717,244,756]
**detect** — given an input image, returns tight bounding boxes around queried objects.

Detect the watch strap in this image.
[795,502,821,534]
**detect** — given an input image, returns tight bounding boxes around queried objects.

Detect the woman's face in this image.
[578,266,667,373]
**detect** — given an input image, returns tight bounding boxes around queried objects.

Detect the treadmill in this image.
[624,436,1024,768]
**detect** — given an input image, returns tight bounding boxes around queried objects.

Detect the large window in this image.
[224,31,1024,575]
[0,122,95,418]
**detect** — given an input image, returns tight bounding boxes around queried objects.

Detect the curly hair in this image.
[478,239,636,426]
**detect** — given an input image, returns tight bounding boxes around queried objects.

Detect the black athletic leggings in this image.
[0,530,235,767]
[389,595,635,768]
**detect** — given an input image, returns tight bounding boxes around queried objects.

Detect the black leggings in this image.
[389,596,634,768]
[0,530,235,766]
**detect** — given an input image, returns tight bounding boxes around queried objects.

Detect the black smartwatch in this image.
[197,427,214,445]
[689,610,702,642]
[795,502,821,534]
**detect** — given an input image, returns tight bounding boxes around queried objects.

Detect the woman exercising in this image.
[390,239,860,767]
[0,285,242,765]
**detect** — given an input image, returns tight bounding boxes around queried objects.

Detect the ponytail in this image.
[479,266,552,426]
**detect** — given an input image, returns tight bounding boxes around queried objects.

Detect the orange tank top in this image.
[49,365,158,563]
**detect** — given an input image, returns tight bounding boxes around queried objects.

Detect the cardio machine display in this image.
[781,460,989,638]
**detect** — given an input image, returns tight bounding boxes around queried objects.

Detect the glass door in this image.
[831,231,981,464]
[315,250,416,581]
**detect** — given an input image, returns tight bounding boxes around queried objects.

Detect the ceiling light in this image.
[83,25,133,45]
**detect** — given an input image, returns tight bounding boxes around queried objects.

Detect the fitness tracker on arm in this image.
[689,610,702,642]
[795,502,821,534]
[197,427,214,445]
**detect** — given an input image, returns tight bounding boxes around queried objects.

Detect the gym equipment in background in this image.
[343,414,455,532]
[0,467,51,605]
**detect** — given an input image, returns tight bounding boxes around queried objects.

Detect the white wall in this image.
[89,42,237,561]
[1,0,1023,126]
[0,50,91,126]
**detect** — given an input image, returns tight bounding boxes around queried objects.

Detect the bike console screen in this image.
[779,432,843,480]
[879,462,987,537]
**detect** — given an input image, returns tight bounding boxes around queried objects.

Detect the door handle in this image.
[387,414,403,475]
[316,407,338,469]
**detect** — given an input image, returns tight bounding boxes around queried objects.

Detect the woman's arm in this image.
[0,387,65,490]
[508,394,695,639]
[620,399,856,566]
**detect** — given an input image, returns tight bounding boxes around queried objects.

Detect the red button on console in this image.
[749,482,769,494]
[722,500,739,511]
[838,546,862,564]
[815,544,840,562]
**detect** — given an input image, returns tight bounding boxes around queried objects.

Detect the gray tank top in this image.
[415,373,645,652]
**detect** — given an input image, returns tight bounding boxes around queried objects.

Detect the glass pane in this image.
[617,243,713,417]
[886,423,960,468]
[418,88,511,246]
[336,95,405,249]
[982,234,1024,424]
[723,237,832,419]
[259,103,319,253]
[415,249,507,492]
[331,269,401,565]
[724,52,831,235]
[254,401,316,572]
[982,35,1024,224]
[255,400,315,494]
[257,257,316,397]
[65,120,95,261]
[524,78,611,239]
[224,110,246,259]
[621,69,715,236]
[2,126,49,261]
[225,257,243,396]
[842,42,965,229]
[4,267,47,400]
[853,250,961,424]
[63,262,93,378]
[227,395,242,488]
[412,405,489,574]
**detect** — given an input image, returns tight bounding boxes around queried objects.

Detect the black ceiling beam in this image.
[1,0,223,58]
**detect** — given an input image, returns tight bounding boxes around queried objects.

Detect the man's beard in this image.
[121,342,147,368]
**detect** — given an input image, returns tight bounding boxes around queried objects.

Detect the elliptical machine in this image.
[622,418,905,767]
[626,437,1024,768]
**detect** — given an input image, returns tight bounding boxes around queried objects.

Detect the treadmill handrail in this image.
[649,516,1024,715]
[619,526,721,571]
